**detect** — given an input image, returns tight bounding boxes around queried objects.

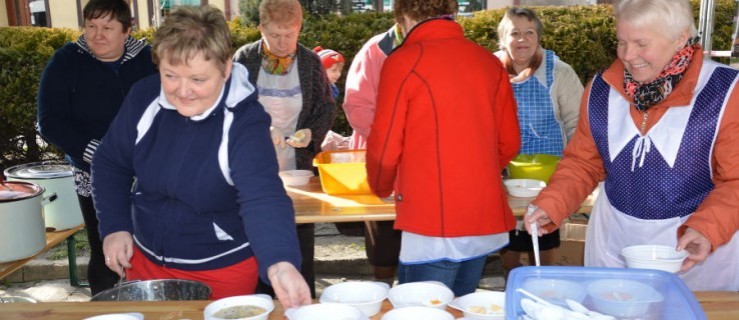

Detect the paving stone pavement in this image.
[0,223,506,303]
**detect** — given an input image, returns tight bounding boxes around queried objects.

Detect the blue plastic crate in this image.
[504,266,706,320]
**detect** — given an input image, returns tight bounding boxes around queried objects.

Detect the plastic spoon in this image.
[517,288,553,306]
[527,204,541,266]
[565,299,616,320]
[565,299,589,314]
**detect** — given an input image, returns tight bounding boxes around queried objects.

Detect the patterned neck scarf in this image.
[260,41,296,75]
[624,37,699,111]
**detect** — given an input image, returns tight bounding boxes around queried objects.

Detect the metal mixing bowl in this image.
[90,279,211,301]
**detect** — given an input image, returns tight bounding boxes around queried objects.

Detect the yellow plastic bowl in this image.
[313,150,371,195]
[507,154,561,183]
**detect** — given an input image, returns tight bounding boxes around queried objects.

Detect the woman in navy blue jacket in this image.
[91,5,310,306]
[36,0,157,296]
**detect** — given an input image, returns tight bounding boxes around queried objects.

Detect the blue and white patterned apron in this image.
[512,50,566,156]
[585,61,739,291]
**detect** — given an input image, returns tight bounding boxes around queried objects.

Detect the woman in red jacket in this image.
[366,0,521,296]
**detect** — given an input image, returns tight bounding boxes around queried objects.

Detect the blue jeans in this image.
[397,256,487,296]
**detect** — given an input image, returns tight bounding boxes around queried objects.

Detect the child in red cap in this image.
[313,46,345,99]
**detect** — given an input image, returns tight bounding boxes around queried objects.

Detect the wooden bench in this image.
[0,224,85,284]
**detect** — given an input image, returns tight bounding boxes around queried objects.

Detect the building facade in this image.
[2,0,239,29]
[0,0,614,29]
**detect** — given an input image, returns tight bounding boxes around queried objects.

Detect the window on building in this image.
[29,0,49,26]
[5,0,49,26]
[161,0,203,16]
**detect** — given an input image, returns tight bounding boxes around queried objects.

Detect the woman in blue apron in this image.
[494,8,584,275]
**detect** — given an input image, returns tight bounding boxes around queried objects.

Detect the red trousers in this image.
[127,246,258,300]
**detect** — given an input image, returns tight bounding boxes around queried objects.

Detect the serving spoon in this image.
[527,205,541,267]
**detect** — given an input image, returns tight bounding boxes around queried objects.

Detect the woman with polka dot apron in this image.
[524,0,739,291]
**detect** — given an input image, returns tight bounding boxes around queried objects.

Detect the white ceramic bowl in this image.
[448,291,505,319]
[504,179,546,198]
[319,281,390,317]
[520,278,586,307]
[279,170,314,186]
[285,303,368,320]
[587,279,664,318]
[621,245,688,273]
[203,294,274,320]
[387,281,454,309]
[380,306,455,320]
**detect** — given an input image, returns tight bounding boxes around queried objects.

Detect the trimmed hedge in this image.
[0,27,79,168]
[0,0,735,169]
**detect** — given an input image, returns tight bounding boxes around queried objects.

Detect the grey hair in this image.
[613,0,698,41]
[496,7,544,51]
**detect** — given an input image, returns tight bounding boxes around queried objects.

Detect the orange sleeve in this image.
[533,80,606,230]
[679,82,739,250]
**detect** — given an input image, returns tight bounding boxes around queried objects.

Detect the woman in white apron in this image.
[232,0,336,298]
[526,0,739,291]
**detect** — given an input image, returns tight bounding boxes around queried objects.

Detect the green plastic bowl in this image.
[507,154,561,183]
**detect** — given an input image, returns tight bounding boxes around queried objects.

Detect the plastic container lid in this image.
[505,266,705,320]
[4,161,73,179]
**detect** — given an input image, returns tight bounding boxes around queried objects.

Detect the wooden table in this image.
[0,224,84,280]
[0,291,735,319]
[287,178,596,223]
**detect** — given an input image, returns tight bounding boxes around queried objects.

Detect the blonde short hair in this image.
[259,0,303,28]
[152,5,232,75]
[614,0,698,41]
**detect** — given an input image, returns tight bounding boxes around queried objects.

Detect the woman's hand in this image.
[270,127,287,149]
[524,206,554,236]
[267,261,312,308]
[677,227,712,272]
[102,231,133,277]
[286,129,312,148]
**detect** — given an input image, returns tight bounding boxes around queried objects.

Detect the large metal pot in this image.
[90,279,212,301]
[0,181,51,263]
[4,161,83,231]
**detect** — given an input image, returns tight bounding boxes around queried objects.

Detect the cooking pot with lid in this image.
[90,279,212,301]
[4,161,83,231]
[0,181,53,263]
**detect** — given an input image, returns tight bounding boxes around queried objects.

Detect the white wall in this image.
[134,0,152,30]
[487,0,514,9]
[49,0,82,29]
